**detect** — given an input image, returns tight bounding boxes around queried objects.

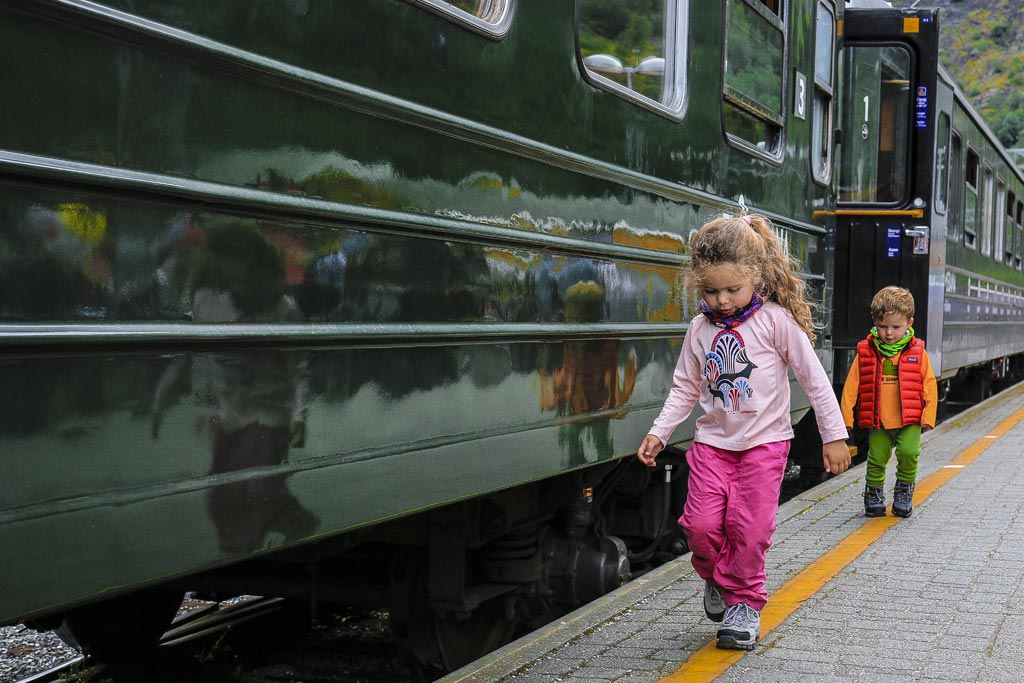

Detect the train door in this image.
[831,7,940,350]
[926,73,954,374]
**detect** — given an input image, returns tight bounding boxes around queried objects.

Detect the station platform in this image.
[441,382,1024,683]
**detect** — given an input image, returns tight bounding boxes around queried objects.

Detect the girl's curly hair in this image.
[686,213,818,342]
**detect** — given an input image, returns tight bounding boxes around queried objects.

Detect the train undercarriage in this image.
[39,451,690,675]
[941,355,1024,413]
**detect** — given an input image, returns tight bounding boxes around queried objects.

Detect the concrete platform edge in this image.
[438,464,865,683]
[438,385,1022,683]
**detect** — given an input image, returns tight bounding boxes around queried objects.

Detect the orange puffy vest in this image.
[854,335,926,429]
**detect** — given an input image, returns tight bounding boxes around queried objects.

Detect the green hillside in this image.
[890,0,1024,149]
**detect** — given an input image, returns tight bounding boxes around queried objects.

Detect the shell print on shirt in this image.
[704,328,758,410]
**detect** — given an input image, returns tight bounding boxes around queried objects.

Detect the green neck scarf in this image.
[871,326,914,358]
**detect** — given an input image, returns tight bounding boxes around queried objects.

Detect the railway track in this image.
[9,592,439,682]
[12,596,298,683]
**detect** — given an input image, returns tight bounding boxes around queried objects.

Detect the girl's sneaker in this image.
[704,581,725,622]
[892,480,916,517]
[716,602,760,650]
[863,485,886,517]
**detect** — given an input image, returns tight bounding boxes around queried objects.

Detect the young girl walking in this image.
[637,213,850,650]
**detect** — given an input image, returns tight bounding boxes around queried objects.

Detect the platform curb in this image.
[438,384,1022,682]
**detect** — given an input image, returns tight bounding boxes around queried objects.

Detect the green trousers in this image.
[865,424,921,487]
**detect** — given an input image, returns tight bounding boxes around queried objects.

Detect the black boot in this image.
[863,485,886,517]
[892,480,915,518]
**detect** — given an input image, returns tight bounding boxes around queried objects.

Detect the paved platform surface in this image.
[440,382,1024,683]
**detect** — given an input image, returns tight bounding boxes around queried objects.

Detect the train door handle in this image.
[904,227,929,255]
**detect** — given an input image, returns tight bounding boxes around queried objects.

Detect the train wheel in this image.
[434,598,516,672]
[57,588,183,659]
[389,549,517,677]
[392,595,516,678]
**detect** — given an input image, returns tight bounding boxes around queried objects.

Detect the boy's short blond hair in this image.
[870,286,915,321]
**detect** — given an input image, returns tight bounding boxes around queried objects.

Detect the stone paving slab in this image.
[440,382,1024,683]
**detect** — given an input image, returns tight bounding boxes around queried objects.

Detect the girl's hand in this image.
[637,435,664,467]
[822,439,851,474]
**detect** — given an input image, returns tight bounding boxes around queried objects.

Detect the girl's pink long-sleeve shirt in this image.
[649,302,848,451]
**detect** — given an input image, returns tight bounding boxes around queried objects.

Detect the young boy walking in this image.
[841,286,938,517]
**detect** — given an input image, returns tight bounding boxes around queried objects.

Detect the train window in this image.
[578,0,688,119]
[407,0,514,37]
[949,132,963,240]
[1017,200,1023,269]
[723,0,786,158]
[838,44,911,203]
[934,112,950,214]
[964,148,979,248]
[811,2,835,183]
[981,166,994,257]
[1006,191,1016,266]
[995,180,1003,260]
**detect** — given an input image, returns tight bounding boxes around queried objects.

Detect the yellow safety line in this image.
[659,404,1024,683]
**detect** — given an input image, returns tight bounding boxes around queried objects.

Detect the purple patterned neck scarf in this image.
[699,291,764,329]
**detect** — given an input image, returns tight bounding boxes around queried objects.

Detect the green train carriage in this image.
[1,0,841,672]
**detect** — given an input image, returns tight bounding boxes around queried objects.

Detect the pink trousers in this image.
[679,440,790,611]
